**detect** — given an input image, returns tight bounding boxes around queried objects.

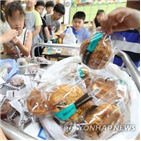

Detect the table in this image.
[42,47,79,61]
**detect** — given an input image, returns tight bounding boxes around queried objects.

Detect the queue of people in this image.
[0,0,140,68]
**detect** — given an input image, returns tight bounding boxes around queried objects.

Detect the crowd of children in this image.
[0,0,140,69]
[0,0,91,57]
[0,0,114,57]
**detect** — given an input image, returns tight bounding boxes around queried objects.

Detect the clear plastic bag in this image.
[4,74,25,90]
[63,27,77,44]
[38,56,139,140]
[81,103,123,140]
[0,59,19,82]
[34,57,52,65]
[0,94,16,120]
[25,63,40,74]
[47,84,92,122]
[80,32,114,69]
[88,77,129,105]
[27,89,49,115]
[0,88,33,129]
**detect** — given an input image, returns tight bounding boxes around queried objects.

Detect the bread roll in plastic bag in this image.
[80,32,114,69]
[27,89,49,115]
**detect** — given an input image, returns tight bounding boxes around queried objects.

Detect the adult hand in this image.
[0,30,18,44]
[96,26,101,31]
[100,7,140,35]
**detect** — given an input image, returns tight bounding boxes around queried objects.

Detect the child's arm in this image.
[10,30,32,56]
[59,27,68,39]
[32,25,41,38]
[55,29,59,33]
[92,19,96,28]
[32,11,43,38]
[60,33,66,39]
[0,30,18,45]
[44,27,50,41]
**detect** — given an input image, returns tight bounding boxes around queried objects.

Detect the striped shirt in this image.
[113,29,140,68]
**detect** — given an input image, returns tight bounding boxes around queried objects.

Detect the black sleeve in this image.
[42,17,47,29]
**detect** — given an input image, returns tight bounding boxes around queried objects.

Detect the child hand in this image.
[0,30,18,44]
[10,36,19,45]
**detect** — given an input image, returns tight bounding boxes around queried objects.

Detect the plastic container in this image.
[17,58,27,74]
[47,41,52,54]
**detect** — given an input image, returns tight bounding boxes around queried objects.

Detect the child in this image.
[44,3,65,41]
[0,0,14,22]
[14,0,21,3]
[0,0,14,35]
[25,0,44,56]
[3,2,32,57]
[92,9,105,31]
[35,1,50,43]
[45,1,54,15]
[60,11,90,43]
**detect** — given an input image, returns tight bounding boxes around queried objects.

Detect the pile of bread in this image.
[27,65,130,140]
[26,33,130,140]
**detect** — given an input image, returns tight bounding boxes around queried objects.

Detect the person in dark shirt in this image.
[92,9,105,31]
[35,0,50,43]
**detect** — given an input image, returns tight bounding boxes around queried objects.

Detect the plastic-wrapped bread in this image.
[27,89,49,115]
[0,99,14,119]
[90,78,129,104]
[9,76,24,87]
[80,32,113,69]
[48,84,92,121]
[84,104,121,140]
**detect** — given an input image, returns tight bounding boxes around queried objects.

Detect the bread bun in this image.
[80,35,112,69]
[84,104,120,139]
[48,84,92,121]
[27,89,48,115]
[0,99,14,119]
[83,72,97,88]
[91,78,126,104]
[10,77,24,87]
[37,57,47,62]
[28,65,40,74]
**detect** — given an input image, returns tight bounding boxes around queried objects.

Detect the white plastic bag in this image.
[40,56,139,140]
[63,27,77,44]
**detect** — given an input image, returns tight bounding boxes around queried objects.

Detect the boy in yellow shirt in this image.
[25,0,43,56]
